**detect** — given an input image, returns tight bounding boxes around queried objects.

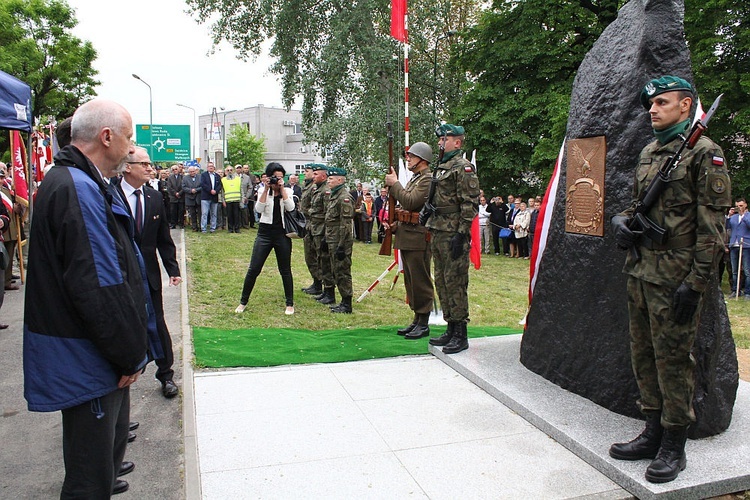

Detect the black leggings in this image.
[240,223,294,306]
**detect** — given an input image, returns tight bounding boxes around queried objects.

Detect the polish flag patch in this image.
[464,165,474,172]
[712,156,725,166]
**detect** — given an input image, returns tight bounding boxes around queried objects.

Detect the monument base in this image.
[433,335,750,500]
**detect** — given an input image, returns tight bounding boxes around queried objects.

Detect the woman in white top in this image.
[235,163,297,315]
[478,196,491,254]
[513,201,531,259]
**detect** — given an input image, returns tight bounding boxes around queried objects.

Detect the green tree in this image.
[685,0,750,198]
[226,125,266,170]
[0,0,99,121]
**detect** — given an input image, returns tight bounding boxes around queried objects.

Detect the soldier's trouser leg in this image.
[313,234,333,288]
[304,233,322,281]
[431,230,470,323]
[328,238,353,299]
[401,248,433,315]
[627,277,697,428]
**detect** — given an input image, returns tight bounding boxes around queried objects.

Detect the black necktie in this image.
[134,189,143,234]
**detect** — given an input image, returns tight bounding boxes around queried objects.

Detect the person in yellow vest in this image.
[222,165,243,233]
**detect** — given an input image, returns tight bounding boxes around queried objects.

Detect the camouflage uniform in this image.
[619,135,731,428]
[300,177,320,283]
[426,150,480,323]
[325,184,355,299]
[309,180,333,289]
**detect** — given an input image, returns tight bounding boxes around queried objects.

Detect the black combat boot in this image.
[405,313,430,339]
[330,296,352,314]
[609,411,663,460]
[645,426,688,483]
[429,322,455,346]
[302,279,322,295]
[397,314,419,336]
[442,322,468,354]
[316,287,336,305]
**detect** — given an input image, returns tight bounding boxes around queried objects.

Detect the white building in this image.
[198,105,324,174]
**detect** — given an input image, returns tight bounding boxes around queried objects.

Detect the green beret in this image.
[327,167,347,177]
[312,163,328,172]
[640,76,694,109]
[304,163,315,170]
[436,123,465,137]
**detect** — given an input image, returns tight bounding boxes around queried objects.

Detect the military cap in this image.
[640,76,694,109]
[436,123,465,137]
[327,167,347,177]
[312,163,328,172]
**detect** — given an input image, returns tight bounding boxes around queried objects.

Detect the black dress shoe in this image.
[404,324,430,340]
[11,274,20,279]
[127,431,136,443]
[118,461,135,477]
[162,380,179,399]
[129,421,139,431]
[112,479,129,495]
[0,324,8,330]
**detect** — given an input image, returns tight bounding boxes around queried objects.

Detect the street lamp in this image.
[432,31,456,125]
[132,73,153,160]
[176,103,196,160]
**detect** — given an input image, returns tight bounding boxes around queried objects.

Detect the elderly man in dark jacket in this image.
[24,100,156,498]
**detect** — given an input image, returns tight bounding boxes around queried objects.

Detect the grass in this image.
[184,228,749,348]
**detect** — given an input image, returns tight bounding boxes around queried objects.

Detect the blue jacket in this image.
[24,146,150,412]
[200,170,223,202]
[727,213,750,248]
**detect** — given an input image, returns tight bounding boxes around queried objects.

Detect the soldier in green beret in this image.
[308,165,335,304]
[425,124,480,353]
[325,168,355,313]
[609,76,732,483]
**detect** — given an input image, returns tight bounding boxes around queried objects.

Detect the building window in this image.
[294,123,303,134]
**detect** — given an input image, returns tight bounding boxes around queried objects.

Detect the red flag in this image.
[469,215,481,269]
[10,131,29,206]
[390,0,407,42]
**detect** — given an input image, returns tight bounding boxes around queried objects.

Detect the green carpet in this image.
[193,325,521,368]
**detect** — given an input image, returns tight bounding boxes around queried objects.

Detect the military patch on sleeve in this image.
[344,198,350,202]
[712,156,725,166]
[464,165,474,172]
[711,176,727,194]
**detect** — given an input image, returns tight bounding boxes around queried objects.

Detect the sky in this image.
[66,0,289,148]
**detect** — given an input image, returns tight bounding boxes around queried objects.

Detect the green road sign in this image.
[136,124,191,162]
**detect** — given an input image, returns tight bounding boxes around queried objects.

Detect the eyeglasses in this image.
[127,162,152,168]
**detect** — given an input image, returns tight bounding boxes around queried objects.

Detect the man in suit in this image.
[200,162,223,233]
[350,181,363,241]
[117,147,181,399]
[166,165,184,229]
[182,166,202,232]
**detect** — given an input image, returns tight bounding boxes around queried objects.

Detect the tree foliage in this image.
[226,125,266,170]
[0,0,99,121]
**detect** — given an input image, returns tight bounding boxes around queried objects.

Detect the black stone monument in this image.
[519,0,738,439]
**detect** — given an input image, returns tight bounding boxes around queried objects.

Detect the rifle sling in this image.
[639,233,696,251]
[434,205,461,215]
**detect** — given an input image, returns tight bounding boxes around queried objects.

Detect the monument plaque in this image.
[566,136,606,236]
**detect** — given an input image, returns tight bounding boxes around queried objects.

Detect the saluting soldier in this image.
[425,124,480,354]
[300,164,322,295]
[325,167,355,313]
[384,142,435,339]
[610,76,732,483]
[309,165,335,305]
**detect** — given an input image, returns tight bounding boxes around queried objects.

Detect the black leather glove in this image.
[611,215,635,250]
[673,283,701,325]
[450,233,466,259]
[418,202,435,226]
[335,245,346,261]
[320,239,328,252]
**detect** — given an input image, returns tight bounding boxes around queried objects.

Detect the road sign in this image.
[136,124,191,162]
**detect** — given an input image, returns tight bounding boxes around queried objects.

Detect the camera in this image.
[268,176,280,186]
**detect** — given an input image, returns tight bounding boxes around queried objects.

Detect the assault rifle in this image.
[379,118,396,256]
[418,125,446,226]
[628,93,723,262]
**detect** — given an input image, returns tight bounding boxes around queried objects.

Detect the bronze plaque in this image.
[565,136,606,236]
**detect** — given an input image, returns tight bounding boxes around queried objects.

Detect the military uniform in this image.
[389,143,434,339]
[308,166,334,303]
[300,166,321,294]
[609,76,732,484]
[325,168,355,312]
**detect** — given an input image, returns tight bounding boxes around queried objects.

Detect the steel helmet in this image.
[407,142,433,162]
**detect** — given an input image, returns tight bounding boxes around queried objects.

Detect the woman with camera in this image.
[235,163,296,315]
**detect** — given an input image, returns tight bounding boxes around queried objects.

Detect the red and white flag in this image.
[10,130,29,206]
[528,139,565,302]
[390,0,407,42]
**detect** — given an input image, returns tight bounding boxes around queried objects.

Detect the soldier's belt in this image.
[395,209,420,225]
[639,233,696,251]
[434,205,461,215]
